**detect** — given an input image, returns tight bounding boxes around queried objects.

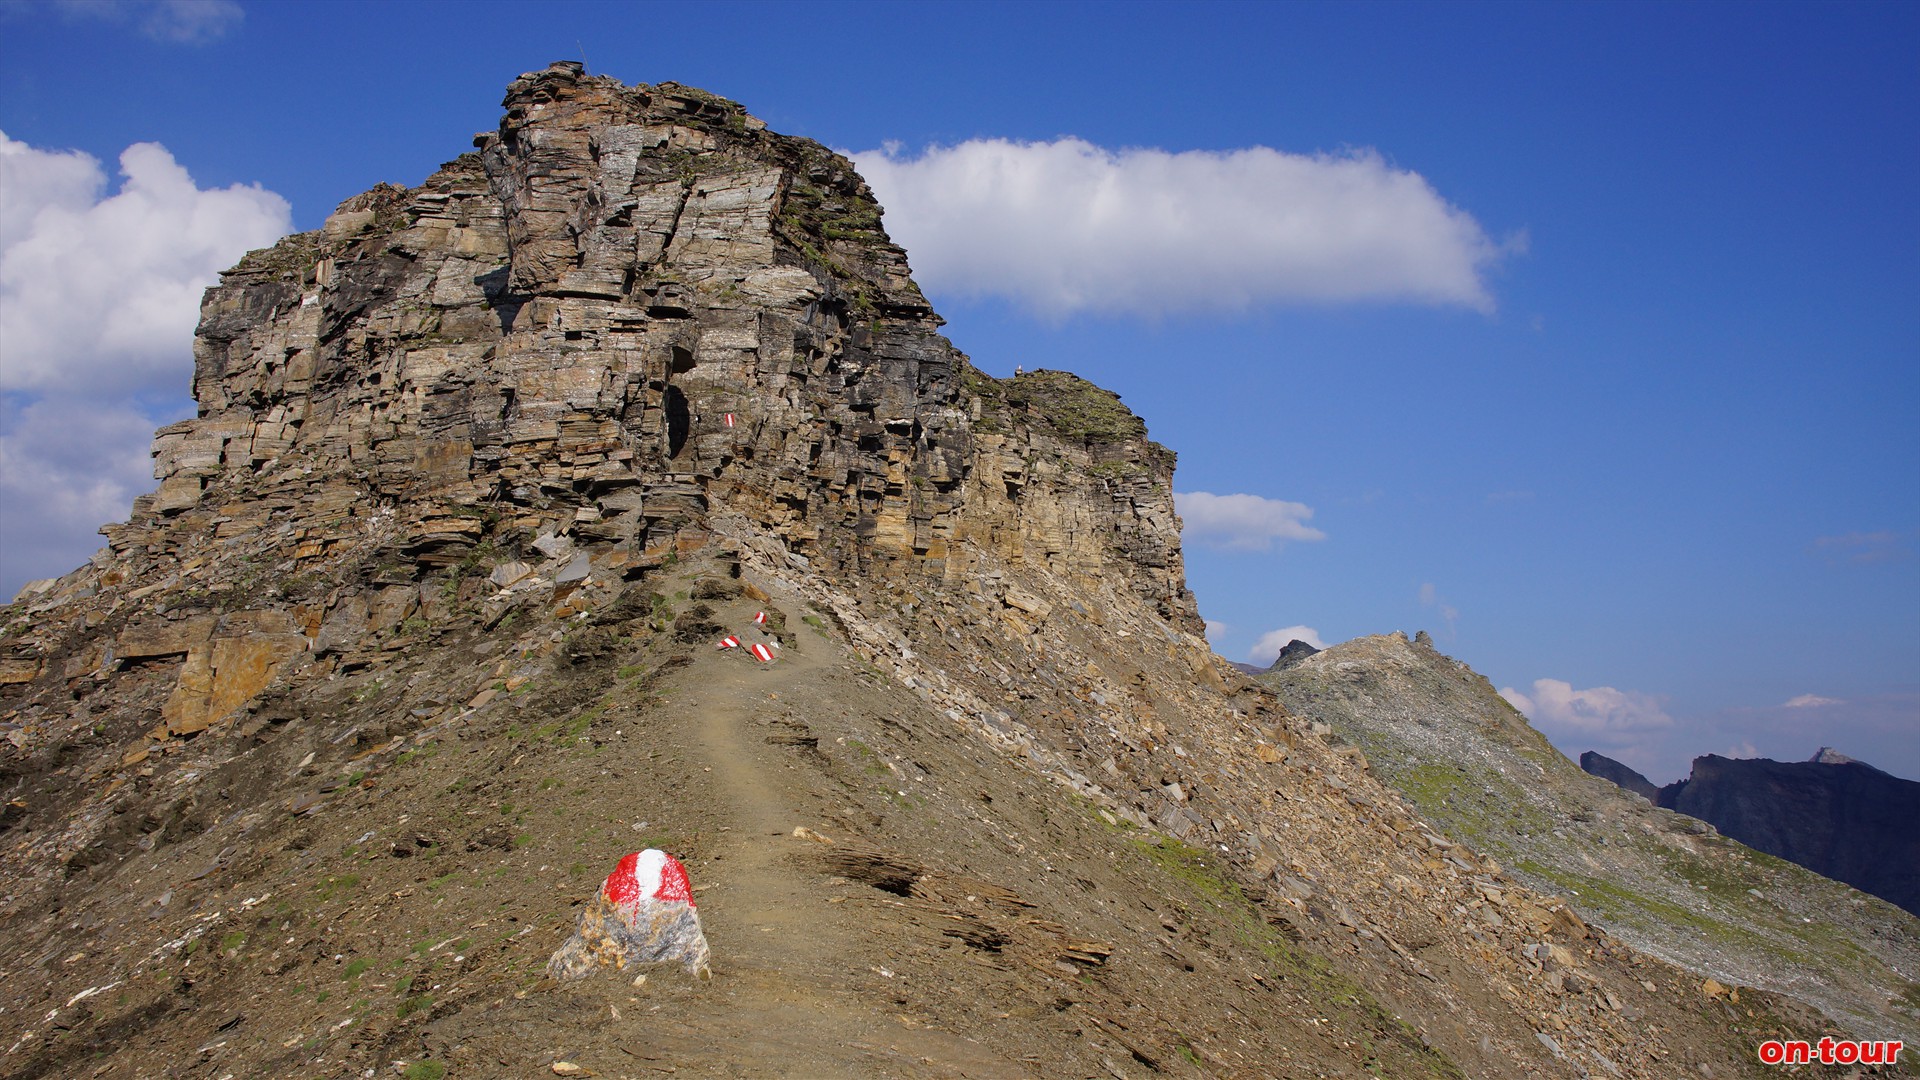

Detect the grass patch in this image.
[1121,825,1463,1079]
[401,1062,446,1080]
[343,958,372,980]
[315,874,361,902]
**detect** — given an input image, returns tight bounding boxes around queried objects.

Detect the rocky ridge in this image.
[1581,749,1920,917]
[1261,632,1920,1044]
[0,64,1902,1077]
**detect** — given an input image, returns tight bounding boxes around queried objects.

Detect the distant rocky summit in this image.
[1578,751,1660,802]
[1265,637,1321,672]
[1582,750,1920,919]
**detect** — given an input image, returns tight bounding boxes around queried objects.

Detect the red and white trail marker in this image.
[749,642,774,663]
[604,849,695,911]
[723,413,736,428]
[753,611,767,626]
[717,636,740,649]
[549,849,711,979]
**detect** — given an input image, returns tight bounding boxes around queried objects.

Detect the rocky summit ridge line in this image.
[0,64,1907,1078]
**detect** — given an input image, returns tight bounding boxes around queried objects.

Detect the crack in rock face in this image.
[549,849,710,979]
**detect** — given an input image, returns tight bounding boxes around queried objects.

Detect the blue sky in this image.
[1,0,1915,782]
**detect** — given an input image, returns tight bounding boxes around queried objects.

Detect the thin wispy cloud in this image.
[1809,530,1911,565]
[854,137,1516,318]
[1783,694,1843,709]
[1418,581,1459,636]
[1174,491,1325,552]
[0,132,289,592]
[56,0,243,44]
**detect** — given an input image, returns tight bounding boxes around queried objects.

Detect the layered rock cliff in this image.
[1,65,1904,1078]
[113,61,1191,650]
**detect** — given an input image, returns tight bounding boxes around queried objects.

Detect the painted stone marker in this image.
[549,849,712,979]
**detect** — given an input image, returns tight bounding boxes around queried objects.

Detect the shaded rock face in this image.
[1265,637,1320,672]
[1579,751,1660,803]
[1656,754,1920,918]
[117,60,1195,632]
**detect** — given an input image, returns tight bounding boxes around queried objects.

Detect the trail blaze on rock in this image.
[550,849,710,979]
[604,849,695,909]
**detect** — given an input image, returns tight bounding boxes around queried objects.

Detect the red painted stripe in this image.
[654,854,694,906]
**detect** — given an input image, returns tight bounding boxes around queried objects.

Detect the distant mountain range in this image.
[1581,749,1920,918]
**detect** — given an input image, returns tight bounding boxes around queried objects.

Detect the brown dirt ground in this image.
[1,555,1899,1079]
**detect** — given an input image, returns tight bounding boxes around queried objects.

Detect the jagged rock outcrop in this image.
[1264,637,1320,672]
[1652,753,1920,918]
[0,65,1905,1078]
[108,61,1193,638]
[1579,750,1661,803]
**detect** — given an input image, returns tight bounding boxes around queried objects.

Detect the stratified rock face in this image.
[1579,751,1660,803]
[110,60,1195,633]
[1657,755,1920,917]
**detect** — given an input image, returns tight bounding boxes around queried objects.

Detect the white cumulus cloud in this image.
[1500,678,1674,745]
[0,132,290,594]
[0,132,291,395]
[1174,491,1325,551]
[852,137,1512,317]
[1250,626,1326,665]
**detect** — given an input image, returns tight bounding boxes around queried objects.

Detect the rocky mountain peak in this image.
[89,58,1197,675]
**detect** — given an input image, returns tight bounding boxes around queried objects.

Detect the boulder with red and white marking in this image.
[548,849,712,979]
